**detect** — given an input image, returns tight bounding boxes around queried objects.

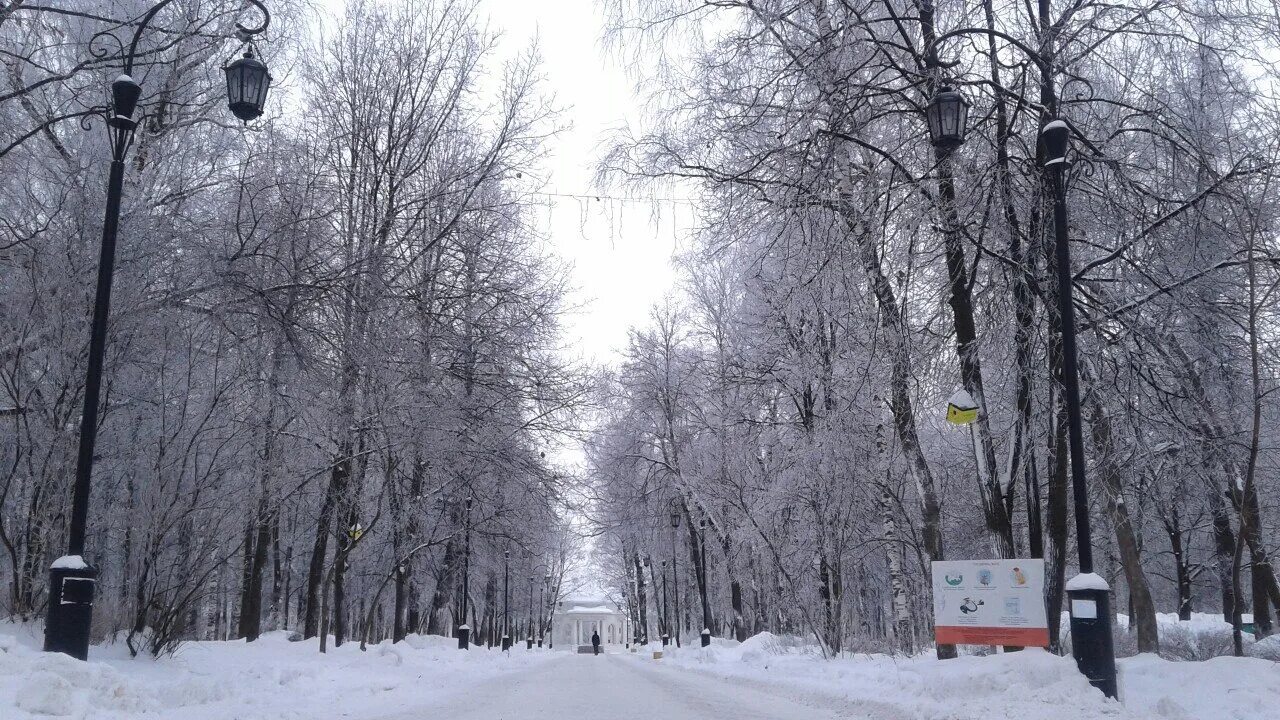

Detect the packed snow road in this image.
[391,650,860,720]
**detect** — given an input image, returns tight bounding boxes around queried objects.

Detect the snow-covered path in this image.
[395,651,856,720]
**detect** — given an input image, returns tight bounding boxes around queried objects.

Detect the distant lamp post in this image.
[458,494,473,650]
[527,575,535,650]
[539,574,550,647]
[670,504,682,647]
[699,517,711,648]
[544,573,554,649]
[44,0,272,663]
[502,549,512,651]
[925,85,970,152]
[661,559,670,647]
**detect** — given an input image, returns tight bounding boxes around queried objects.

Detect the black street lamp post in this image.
[44,0,272,662]
[1041,121,1118,697]
[458,495,473,650]
[660,560,670,646]
[670,504,681,647]
[539,574,549,647]
[527,574,535,650]
[502,550,512,651]
[699,517,711,647]
[925,23,1117,699]
[547,575,556,650]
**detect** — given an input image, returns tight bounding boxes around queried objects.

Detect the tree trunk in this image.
[1044,385,1070,654]
[1167,521,1193,621]
[393,565,408,642]
[883,484,913,655]
[425,535,457,636]
[1082,362,1159,653]
[304,449,350,638]
[237,498,271,641]
[633,551,649,643]
[333,548,348,647]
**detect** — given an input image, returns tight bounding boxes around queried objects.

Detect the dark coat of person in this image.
[591,631,601,655]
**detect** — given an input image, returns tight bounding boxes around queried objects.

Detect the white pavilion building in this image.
[552,596,631,649]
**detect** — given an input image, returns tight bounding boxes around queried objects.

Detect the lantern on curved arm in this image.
[926,85,970,151]
[224,47,272,122]
[44,0,274,664]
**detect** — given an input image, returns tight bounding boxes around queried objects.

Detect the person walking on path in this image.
[591,630,601,655]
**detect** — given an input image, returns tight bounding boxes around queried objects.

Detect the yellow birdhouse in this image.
[946,389,979,425]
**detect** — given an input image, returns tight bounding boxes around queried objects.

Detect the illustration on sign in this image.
[931,559,1049,647]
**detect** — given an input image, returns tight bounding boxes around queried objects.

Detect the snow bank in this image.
[1119,653,1278,719]
[1082,612,1265,660]
[0,624,554,719]
[657,632,1280,720]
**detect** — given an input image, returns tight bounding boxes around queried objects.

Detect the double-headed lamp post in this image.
[924,69,1117,698]
[44,0,272,661]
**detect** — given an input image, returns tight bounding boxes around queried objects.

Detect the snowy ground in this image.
[656,632,1280,720]
[0,624,554,719]
[2,622,1277,719]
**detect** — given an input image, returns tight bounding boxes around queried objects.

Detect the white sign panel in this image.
[931,559,1049,647]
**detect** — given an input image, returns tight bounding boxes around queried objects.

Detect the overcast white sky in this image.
[311,0,687,365]
[476,0,687,367]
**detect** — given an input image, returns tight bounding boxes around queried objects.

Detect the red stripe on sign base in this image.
[936,626,1050,647]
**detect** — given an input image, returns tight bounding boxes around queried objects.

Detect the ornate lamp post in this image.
[44,0,272,662]
[670,503,682,647]
[926,24,1117,698]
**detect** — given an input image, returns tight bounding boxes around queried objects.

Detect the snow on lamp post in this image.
[44,0,272,663]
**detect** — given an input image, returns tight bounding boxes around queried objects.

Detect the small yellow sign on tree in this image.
[946,389,979,425]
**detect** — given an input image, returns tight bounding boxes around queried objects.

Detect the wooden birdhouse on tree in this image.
[946,389,979,425]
